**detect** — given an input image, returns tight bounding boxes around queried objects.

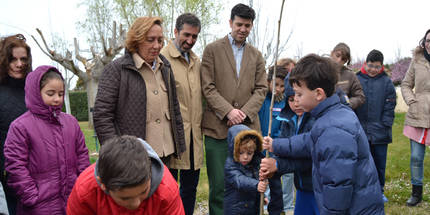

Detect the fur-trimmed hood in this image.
[227,124,263,163]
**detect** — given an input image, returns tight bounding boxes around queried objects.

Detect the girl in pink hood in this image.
[4,65,90,214]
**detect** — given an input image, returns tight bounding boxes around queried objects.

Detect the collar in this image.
[228,33,246,48]
[132,53,163,70]
[167,40,196,62]
[310,94,340,119]
[173,40,189,58]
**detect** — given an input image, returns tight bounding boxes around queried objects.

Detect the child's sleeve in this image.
[317,127,356,214]
[75,120,90,174]
[224,158,259,193]
[3,122,38,207]
[272,132,312,158]
[275,156,312,175]
[382,80,396,127]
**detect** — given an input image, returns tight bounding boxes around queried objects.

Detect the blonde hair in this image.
[125,17,163,53]
[239,137,257,152]
[277,58,296,68]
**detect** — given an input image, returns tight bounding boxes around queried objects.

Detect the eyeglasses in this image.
[366,63,382,70]
[15,34,26,41]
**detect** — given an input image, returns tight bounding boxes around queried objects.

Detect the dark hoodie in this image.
[276,76,315,192]
[67,138,184,215]
[224,124,283,215]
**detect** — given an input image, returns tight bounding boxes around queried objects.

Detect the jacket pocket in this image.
[368,122,390,143]
[407,101,419,120]
[36,179,57,204]
[323,184,353,211]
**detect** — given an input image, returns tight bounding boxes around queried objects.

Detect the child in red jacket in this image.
[67,135,185,215]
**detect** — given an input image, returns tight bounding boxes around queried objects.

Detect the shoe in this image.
[406,185,422,206]
[382,194,388,203]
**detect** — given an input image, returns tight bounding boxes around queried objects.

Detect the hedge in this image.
[63,91,88,121]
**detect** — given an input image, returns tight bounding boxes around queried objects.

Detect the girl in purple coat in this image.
[4,65,90,215]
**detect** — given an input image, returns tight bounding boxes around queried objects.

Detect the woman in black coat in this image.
[0,33,32,215]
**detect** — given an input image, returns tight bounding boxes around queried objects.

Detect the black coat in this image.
[355,71,396,144]
[0,76,27,180]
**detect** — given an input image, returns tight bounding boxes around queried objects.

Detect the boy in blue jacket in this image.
[276,76,318,214]
[224,124,283,215]
[261,54,385,215]
[355,50,396,203]
[258,66,290,213]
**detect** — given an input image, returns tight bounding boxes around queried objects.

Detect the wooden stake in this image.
[260,0,286,214]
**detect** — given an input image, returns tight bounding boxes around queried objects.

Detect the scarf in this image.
[423,49,430,63]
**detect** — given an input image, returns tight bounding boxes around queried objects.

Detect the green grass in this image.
[79,113,430,214]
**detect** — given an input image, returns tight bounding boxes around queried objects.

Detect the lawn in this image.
[79,112,430,214]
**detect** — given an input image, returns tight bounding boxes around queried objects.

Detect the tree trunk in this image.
[85,77,99,129]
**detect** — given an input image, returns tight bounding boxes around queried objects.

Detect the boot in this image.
[406,185,422,206]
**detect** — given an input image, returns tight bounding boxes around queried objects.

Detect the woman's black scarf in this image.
[424,49,430,63]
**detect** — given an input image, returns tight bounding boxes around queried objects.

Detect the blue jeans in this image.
[281,173,295,211]
[410,139,426,186]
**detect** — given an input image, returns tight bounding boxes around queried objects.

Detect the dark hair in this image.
[175,13,201,32]
[230,3,255,21]
[331,42,351,65]
[366,49,384,64]
[0,34,32,84]
[40,69,64,90]
[267,65,288,81]
[98,135,152,191]
[289,54,338,97]
[419,29,430,50]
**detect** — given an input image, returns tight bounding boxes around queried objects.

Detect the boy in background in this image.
[275,75,318,214]
[258,66,291,213]
[355,50,396,203]
[261,54,384,214]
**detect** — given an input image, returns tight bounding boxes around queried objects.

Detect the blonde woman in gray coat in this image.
[401,29,430,207]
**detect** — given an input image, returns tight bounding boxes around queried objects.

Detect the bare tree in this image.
[248,0,293,68]
[32,22,126,128]
[32,0,221,128]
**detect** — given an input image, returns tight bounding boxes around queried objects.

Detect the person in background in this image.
[277,58,296,73]
[4,66,90,214]
[401,29,430,207]
[330,42,365,109]
[356,49,396,203]
[67,135,185,215]
[0,34,32,215]
[258,66,288,213]
[0,183,8,215]
[160,13,203,215]
[200,3,267,214]
[93,17,186,165]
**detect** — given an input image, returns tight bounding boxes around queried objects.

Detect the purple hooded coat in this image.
[4,65,90,215]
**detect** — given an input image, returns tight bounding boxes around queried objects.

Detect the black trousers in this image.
[169,133,200,215]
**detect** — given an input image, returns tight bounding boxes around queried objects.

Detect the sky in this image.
[1,0,429,87]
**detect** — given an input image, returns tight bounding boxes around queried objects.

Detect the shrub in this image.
[390,57,412,86]
[62,91,88,121]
